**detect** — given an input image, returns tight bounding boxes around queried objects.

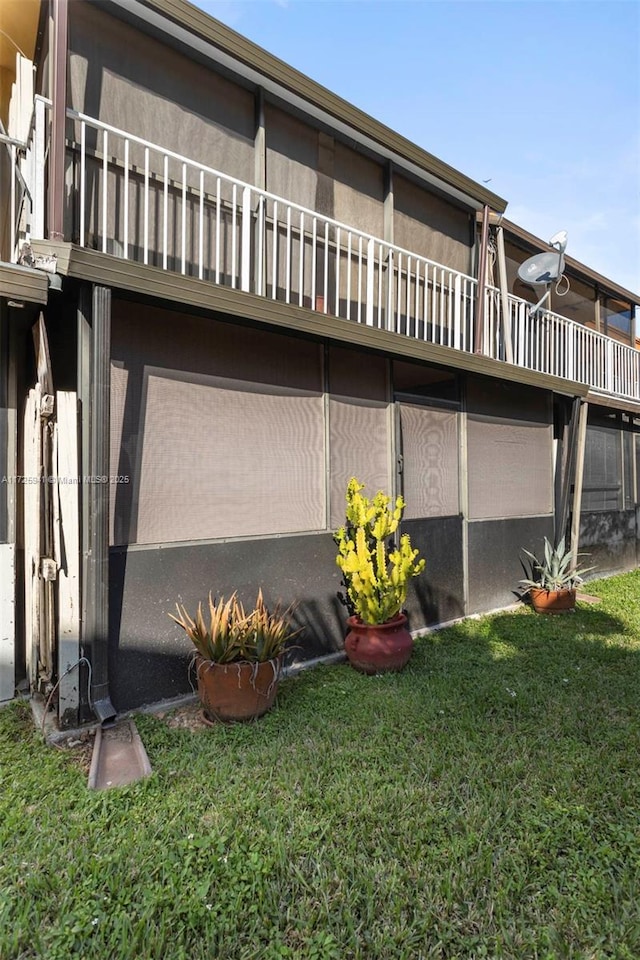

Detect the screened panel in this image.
[467,378,552,521]
[399,403,459,519]
[581,424,622,513]
[467,414,552,519]
[329,347,389,528]
[624,431,635,509]
[110,303,325,545]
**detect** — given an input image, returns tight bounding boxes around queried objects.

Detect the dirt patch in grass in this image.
[53,727,96,775]
[155,701,211,731]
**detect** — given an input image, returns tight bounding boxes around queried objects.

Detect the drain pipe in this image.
[474,205,490,355]
[79,285,116,726]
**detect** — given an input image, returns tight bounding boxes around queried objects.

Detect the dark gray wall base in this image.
[109,533,347,711]
[579,509,637,578]
[403,516,464,627]
[467,516,554,614]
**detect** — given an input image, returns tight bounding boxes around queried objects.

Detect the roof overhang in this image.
[105,0,507,214]
[0,261,49,305]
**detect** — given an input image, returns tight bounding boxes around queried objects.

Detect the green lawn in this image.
[2,571,640,960]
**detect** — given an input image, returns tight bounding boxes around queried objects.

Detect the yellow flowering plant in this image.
[334,478,425,625]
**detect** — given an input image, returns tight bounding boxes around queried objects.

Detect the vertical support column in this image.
[569,400,589,573]
[473,206,490,355]
[49,0,69,241]
[495,225,514,364]
[78,285,115,723]
[55,391,81,726]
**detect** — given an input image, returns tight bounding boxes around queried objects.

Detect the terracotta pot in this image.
[344,613,413,674]
[529,587,576,614]
[195,655,282,722]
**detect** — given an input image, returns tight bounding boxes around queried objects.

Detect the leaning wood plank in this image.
[0,543,16,702]
[55,392,81,725]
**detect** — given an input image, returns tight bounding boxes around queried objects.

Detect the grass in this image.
[2,571,640,959]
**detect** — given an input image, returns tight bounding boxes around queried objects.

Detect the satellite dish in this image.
[517,251,565,287]
[516,230,568,315]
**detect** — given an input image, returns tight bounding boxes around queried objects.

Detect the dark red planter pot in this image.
[344,613,413,674]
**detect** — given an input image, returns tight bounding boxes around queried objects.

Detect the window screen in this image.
[329,347,390,528]
[581,424,622,512]
[110,303,325,545]
[399,403,459,519]
[467,379,552,520]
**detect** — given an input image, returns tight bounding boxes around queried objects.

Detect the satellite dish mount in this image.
[517,230,568,317]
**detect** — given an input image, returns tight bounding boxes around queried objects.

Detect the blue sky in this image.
[193,0,640,297]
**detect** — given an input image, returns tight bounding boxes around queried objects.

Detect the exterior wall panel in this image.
[393,173,471,274]
[403,516,465,626]
[467,516,554,614]
[467,377,553,520]
[109,533,345,711]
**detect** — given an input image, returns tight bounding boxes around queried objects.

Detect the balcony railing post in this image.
[241,186,252,293]
[606,339,614,394]
[365,238,375,326]
[453,274,461,350]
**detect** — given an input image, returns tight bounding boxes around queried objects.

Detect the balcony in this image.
[8,99,640,403]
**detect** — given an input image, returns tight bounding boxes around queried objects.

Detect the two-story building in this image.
[1,0,639,725]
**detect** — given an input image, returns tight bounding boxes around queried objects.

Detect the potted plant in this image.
[334,478,426,673]
[520,536,594,614]
[169,589,296,721]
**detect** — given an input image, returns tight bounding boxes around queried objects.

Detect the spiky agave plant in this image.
[169,589,298,663]
[520,536,594,592]
[169,592,250,662]
[249,588,299,662]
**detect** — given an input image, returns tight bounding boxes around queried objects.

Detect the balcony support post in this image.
[495,225,513,364]
[569,399,588,574]
[473,205,490,355]
[48,0,69,241]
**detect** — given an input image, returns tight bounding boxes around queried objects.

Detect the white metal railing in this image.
[65,107,478,348]
[22,104,640,402]
[484,287,640,399]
